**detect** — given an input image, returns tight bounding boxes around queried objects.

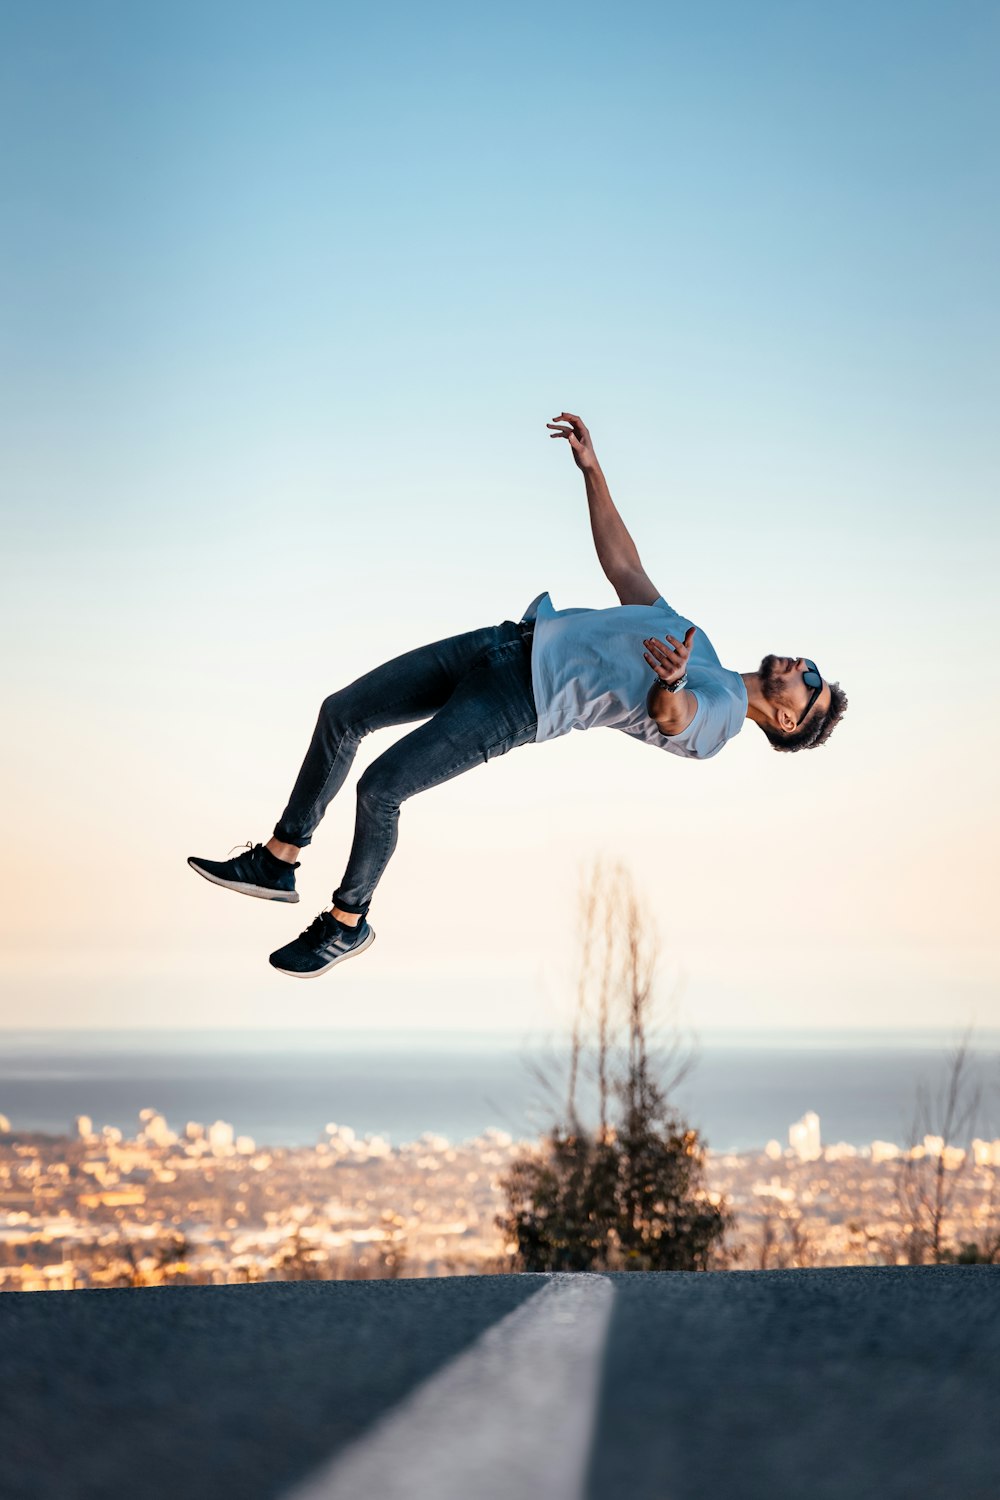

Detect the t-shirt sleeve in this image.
[656,683,732,760]
[652,597,723,670]
[651,594,697,637]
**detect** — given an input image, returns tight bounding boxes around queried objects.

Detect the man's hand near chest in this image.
[644,626,699,736]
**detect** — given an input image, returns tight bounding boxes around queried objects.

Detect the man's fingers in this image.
[645,639,679,662]
[552,412,589,436]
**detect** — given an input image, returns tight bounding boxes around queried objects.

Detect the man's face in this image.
[758,655,829,728]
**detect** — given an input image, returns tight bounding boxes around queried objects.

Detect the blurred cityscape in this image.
[2,1105,1000,1289]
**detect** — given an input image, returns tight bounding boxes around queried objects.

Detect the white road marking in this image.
[282,1273,616,1500]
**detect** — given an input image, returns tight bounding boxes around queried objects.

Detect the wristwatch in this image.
[658,672,688,694]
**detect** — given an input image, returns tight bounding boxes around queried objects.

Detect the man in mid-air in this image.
[189,413,847,978]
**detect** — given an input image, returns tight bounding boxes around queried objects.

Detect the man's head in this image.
[753,655,848,752]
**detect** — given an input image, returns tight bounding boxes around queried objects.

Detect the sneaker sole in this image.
[187,859,299,903]
[271,927,376,978]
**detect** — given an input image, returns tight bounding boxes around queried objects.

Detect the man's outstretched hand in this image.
[547,412,599,472]
[644,626,697,687]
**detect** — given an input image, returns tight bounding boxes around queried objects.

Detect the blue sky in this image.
[2,1,998,1035]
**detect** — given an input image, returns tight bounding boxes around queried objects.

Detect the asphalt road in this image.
[592,1265,1000,1500]
[1,1266,997,1499]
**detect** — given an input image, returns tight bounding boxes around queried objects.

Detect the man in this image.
[189,412,847,978]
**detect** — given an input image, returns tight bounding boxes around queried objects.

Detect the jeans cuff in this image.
[331,893,370,918]
[273,823,311,848]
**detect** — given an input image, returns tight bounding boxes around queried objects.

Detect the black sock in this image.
[261,846,297,875]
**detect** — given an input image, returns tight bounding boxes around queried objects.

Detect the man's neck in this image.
[740,672,770,727]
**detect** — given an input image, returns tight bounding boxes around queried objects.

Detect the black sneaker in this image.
[187,842,300,903]
[269,910,375,978]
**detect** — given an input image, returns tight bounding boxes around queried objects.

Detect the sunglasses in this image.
[795,660,824,728]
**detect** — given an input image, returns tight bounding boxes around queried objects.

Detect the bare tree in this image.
[756,1209,816,1270]
[278,1213,408,1282]
[895,1027,982,1264]
[499,858,739,1272]
[86,1232,193,1288]
[276,1225,332,1281]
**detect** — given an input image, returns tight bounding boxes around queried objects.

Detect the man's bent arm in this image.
[647,679,698,736]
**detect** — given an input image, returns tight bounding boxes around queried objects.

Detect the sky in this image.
[1,0,998,1038]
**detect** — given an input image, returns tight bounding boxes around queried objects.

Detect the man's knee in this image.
[355,760,401,809]
[320,689,363,738]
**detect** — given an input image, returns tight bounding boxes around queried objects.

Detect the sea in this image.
[1,1028,997,1155]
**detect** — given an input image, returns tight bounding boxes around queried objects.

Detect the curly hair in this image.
[759,681,848,753]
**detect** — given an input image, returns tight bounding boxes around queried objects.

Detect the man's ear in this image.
[775,706,797,734]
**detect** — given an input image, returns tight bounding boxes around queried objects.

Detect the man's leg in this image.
[330,621,537,921]
[267,621,536,976]
[270,621,511,853]
[188,621,516,904]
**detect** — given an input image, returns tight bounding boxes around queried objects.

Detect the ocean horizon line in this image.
[0,1025,996,1054]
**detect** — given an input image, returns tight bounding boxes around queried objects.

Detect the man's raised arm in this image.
[547,411,661,607]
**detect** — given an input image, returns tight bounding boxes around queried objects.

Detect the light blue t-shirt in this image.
[520,590,748,761]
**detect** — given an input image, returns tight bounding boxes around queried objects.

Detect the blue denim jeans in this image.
[273,618,537,917]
